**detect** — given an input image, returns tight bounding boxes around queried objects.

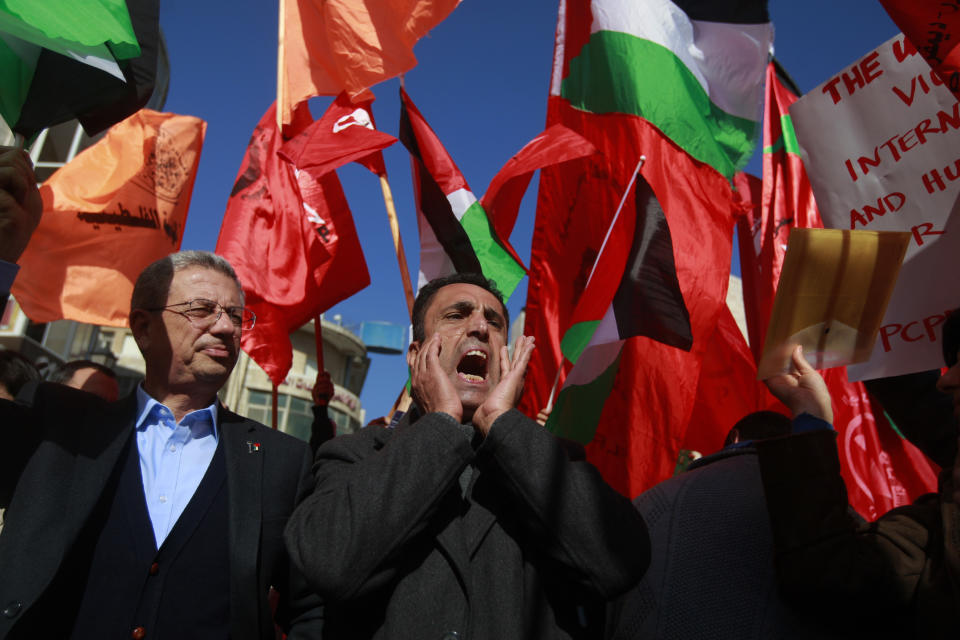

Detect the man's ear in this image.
[129,309,151,353]
[406,341,421,370]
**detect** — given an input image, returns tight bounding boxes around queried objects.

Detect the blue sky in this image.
[159,1,897,419]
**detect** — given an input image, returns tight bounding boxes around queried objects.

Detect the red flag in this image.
[278,0,460,127]
[683,304,785,456]
[216,102,369,386]
[480,124,596,266]
[278,92,396,176]
[878,0,960,99]
[736,62,938,517]
[13,110,205,326]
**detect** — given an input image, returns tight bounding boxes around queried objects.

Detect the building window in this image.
[244,389,315,443]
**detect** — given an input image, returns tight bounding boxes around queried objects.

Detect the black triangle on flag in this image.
[397,91,482,276]
[13,0,159,139]
[612,175,693,351]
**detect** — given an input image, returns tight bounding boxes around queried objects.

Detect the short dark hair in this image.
[411,273,508,343]
[943,309,960,368]
[48,359,117,385]
[724,410,793,446]
[0,349,40,397]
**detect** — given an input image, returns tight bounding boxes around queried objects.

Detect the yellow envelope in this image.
[757,228,910,379]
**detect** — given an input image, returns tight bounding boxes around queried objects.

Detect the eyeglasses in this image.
[147,298,256,331]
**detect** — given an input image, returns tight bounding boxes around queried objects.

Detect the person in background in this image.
[48,359,120,402]
[608,409,840,640]
[309,369,336,454]
[758,340,960,638]
[0,350,39,401]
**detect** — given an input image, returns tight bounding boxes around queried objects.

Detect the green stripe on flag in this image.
[561,30,757,179]
[0,0,140,60]
[560,319,600,364]
[460,201,525,300]
[546,348,623,444]
[763,114,801,156]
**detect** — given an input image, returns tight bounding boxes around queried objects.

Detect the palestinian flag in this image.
[560,0,771,180]
[547,174,692,443]
[399,87,525,298]
[0,0,159,139]
[521,0,770,496]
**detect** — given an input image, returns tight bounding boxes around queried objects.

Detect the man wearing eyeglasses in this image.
[0,147,322,640]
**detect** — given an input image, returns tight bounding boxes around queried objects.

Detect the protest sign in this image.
[757,228,910,379]
[790,33,960,380]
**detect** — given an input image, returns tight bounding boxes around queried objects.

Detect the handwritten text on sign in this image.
[790,33,960,380]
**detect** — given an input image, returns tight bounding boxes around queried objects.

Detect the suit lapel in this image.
[66,394,139,550]
[221,408,263,640]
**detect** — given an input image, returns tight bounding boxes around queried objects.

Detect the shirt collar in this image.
[134,384,219,440]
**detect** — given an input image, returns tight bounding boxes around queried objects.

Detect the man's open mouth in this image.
[457,349,488,383]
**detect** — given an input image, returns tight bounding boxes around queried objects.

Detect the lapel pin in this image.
[246,441,261,453]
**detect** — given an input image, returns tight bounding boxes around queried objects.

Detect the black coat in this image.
[285,407,649,639]
[0,383,322,640]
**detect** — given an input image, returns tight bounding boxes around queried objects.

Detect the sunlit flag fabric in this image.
[278,0,460,128]
[0,0,159,139]
[878,0,960,99]
[479,123,597,270]
[11,109,205,326]
[546,174,692,444]
[278,91,397,176]
[521,0,770,497]
[399,88,525,298]
[735,62,938,518]
[217,102,370,387]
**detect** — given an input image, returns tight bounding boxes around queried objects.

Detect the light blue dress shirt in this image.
[135,386,219,548]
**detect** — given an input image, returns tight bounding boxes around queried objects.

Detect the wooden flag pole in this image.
[378,172,416,320]
[271,383,279,430]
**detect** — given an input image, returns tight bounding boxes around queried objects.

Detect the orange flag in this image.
[278,0,460,127]
[12,109,206,326]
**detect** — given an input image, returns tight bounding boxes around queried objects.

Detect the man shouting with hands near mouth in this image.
[286,273,650,640]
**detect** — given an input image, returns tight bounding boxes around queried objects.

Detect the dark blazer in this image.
[285,407,649,639]
[0,383,322,640]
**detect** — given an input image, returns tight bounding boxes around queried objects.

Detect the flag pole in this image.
[314,315,325,371]
[271,383,279,430]
[378,171,416,320]
[276,0,287,131]
[586,155,646,287]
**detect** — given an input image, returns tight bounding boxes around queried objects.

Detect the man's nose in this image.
[210,308,237,335]
[467,311,489,339]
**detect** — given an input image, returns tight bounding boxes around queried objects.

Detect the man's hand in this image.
[535,405,552,426]
[763,345,834,423]
[410,332,464,423]
[0,146,42,264]
[312,371,334,407]
[472,335,535,436]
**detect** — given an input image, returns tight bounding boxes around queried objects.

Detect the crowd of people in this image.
[1,140,958,640]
